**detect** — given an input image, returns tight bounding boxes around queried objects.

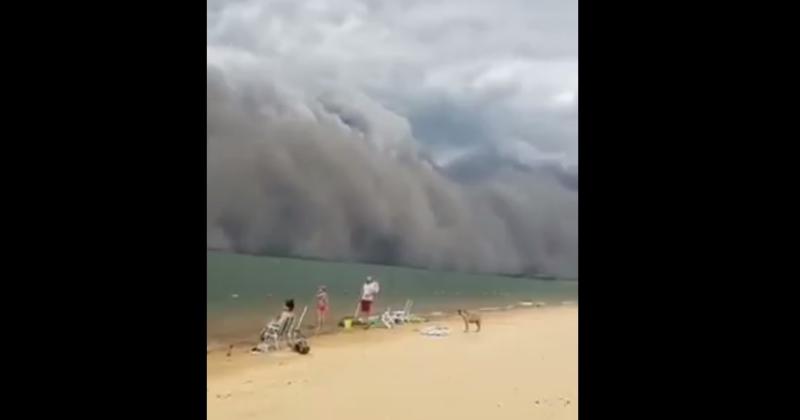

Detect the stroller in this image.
[254,305,311,355]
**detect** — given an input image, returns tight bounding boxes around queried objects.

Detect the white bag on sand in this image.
[419,326,450,337]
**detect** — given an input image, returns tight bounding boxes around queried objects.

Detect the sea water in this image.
[207,251,577,348]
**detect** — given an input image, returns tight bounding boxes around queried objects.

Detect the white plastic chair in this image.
[390,299,414,324]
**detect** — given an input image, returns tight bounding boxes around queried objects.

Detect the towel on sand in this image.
[419,326,450,337]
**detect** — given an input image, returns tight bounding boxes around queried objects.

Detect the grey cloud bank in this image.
[207,0,578,277]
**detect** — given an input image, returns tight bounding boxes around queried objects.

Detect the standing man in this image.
[358,276,380,329]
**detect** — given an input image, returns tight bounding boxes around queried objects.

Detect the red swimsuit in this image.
[316,292,329,313]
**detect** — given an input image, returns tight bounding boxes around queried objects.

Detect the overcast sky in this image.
[207,0,579,277]
[208,0,577,166]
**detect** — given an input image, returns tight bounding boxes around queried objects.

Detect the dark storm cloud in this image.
[207,0,578,276]
[207,68,577,276]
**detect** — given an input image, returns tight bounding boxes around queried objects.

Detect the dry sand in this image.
[207,306,577,420]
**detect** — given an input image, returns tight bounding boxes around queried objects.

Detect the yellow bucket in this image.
[344,319,353,329]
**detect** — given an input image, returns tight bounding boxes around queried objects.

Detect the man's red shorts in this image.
[360,299,372,313]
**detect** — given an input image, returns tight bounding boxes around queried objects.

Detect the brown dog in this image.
[457,309,481,332]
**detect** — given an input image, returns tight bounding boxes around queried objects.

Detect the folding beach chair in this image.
[286,306,310,354]
[390,299,414,324]
[257,312,295,352]
[257,306,311,354]
[379,307,394,329]
[375,299,414,328]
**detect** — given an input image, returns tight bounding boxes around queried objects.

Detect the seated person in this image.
[273,299,295,328]
[252,299,295,351]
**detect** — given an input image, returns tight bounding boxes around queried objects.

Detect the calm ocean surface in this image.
[207,251,577,347]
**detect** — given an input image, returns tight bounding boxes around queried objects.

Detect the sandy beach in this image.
[207,305,577,420]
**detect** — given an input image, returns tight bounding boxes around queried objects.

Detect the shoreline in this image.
[207,303,577,380]
[206,300,574,355]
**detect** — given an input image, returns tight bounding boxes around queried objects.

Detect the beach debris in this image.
[226,344,234,357]
[338,316,353,327]
[419,325,450,337]
[408,314,427,323]
[292,341,311,355]
[519,301,534,307]
[535,302,546,308]
[338,316,370,328]
[250,342,269,354]
[535,400,540,405]
[287,381,292,386]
